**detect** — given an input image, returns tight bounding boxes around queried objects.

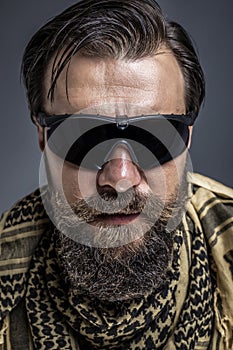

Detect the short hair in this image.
[21,0,205,120]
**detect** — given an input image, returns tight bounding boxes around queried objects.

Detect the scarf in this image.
[0,173,233,349]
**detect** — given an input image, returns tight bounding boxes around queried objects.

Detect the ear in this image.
[187,126,193,149]
[33,115,45,151]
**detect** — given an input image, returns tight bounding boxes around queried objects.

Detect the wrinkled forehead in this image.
[43,48,185,116]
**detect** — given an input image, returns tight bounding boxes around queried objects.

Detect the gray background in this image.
[0,0,232,214]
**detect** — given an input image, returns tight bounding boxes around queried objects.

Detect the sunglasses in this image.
[36,112,195,170]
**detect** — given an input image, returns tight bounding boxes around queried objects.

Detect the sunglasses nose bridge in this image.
[104,140,139,165]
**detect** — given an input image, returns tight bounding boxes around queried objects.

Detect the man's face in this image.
[38,48,191,301]
[42,49,187,201]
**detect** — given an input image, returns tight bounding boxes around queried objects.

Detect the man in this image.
[0,0,233,349]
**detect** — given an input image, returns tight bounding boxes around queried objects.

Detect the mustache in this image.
[50,187,180,249]
[68,188,172,223]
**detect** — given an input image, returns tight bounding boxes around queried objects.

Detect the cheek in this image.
[43,148,98,204]
[62,163,98,203]
[145,152,187,201]
[144,166,167,200]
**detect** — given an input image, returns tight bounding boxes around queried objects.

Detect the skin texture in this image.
[35,49,193,301]
[37,49,190,211]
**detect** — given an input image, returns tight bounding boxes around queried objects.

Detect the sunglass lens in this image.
[46,118,189,169]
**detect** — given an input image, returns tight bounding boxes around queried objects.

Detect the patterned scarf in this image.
[25,215,214,350]
[1,173,233,349]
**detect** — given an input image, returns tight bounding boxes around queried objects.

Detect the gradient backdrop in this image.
[0,0,232,214]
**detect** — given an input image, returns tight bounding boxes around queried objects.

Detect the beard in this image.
[48,169,189,302]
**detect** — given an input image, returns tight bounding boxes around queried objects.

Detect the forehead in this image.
[43,49,185,115]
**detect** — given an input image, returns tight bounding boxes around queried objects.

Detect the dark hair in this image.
[21,0,205,120]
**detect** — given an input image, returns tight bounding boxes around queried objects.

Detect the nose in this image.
[97,143,142,192]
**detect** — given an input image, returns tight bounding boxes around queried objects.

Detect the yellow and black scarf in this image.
[0,173,233,349]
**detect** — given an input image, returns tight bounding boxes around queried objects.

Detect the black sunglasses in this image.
[36,112,196,170]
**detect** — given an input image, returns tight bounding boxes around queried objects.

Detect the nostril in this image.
[96,184,118,200]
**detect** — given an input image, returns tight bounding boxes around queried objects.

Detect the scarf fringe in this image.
[0,315,10,350]
[214,288,233,349]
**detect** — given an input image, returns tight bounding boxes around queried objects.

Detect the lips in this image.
[92,213,141,225]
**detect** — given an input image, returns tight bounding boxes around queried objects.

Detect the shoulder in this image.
[0,188,48,230]
[187,172,233,249]
[188,172,233,262]
[188,172,233,223]
[0,190,49,332]
[188,173,233,342]
[0,189,49,273]
[189,172,233,199]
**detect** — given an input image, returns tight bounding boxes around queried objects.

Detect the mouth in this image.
[92,213,141,225]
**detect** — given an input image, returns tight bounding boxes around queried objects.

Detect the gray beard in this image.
[50,174,189,302]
